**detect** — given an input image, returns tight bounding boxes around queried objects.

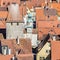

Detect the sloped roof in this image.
[0,21,6,29]
[0,7,7,11]
[0,54,33,60]
[44,8,57,16]
[0,33,4,39]
[51,41,60,60]
[0,38,32,54]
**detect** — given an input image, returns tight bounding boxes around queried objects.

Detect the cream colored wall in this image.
[37,42,50,60]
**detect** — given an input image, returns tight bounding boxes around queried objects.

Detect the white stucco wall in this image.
[6,22,24,39]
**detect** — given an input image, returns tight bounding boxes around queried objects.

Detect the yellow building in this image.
[36,42,51,60]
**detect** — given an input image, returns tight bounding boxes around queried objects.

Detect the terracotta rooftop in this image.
[0,33,4,39]
[51,41,60,60]
[0,11,8,19]
[51,2,60,16]
[0,7,7,11]
[0,21,6,29]
[44,8,57,16]
[0,54,33,60]
[0,38,32,54]
[36,7,58,21]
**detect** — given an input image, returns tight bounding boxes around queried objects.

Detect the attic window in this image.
[46,50,50,53]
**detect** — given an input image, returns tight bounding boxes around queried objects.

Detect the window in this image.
[25,28,27,32]
[28,16,31,19]
[40,57,45,60]
[33,21,36,29]
[2,45,8,55]
[46,50,50,53]
[17,23,19,26]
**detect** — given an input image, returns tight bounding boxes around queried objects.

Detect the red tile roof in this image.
[0,38,32,54]
[0,21,6,29]
[0,33,4,39]
[0,54,33,60]
[51,41,60,60]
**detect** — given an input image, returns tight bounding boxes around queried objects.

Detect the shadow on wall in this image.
[0,29,6,39]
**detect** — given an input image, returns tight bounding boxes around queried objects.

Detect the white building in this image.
[6,20,24,39]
